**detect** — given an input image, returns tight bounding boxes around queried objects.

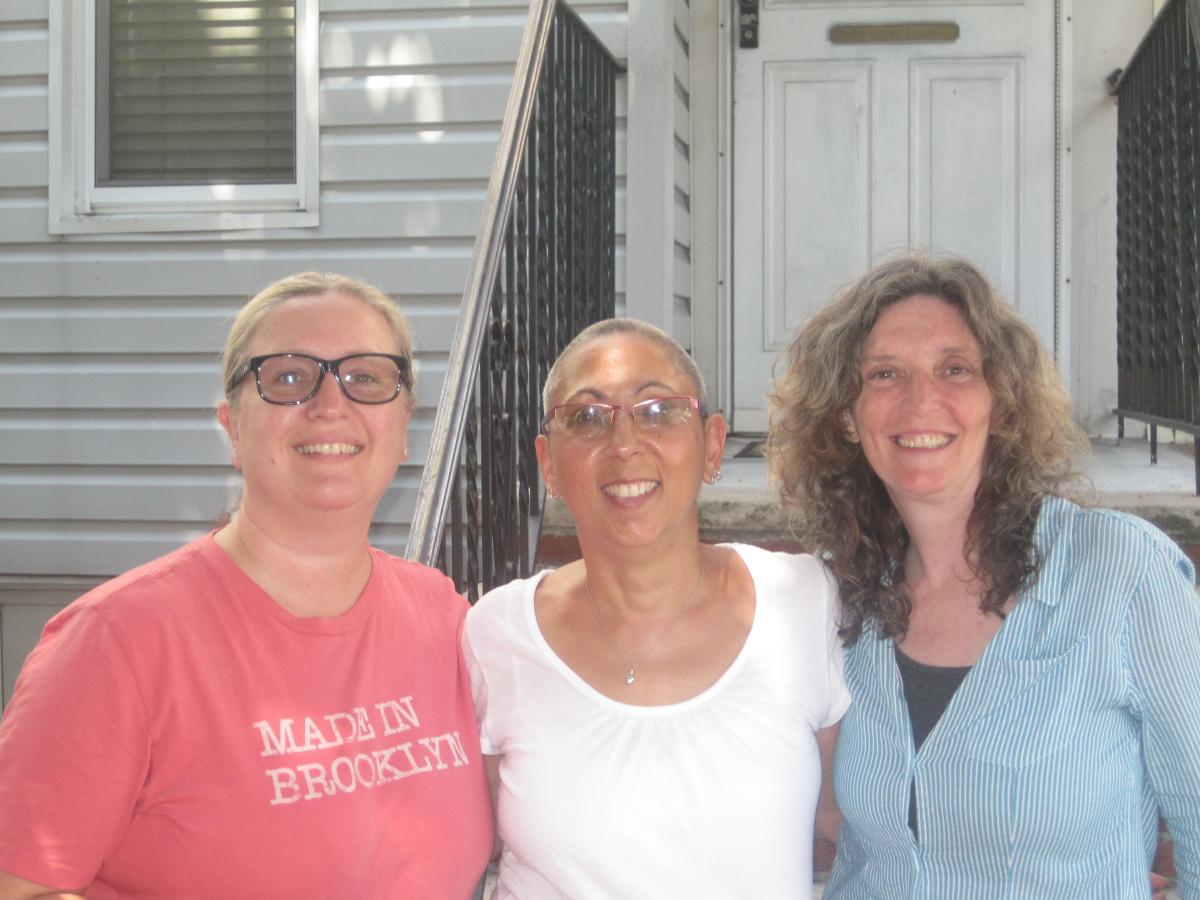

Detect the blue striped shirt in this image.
[825,496,1200,898]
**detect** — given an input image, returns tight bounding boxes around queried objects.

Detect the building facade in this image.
[0,0,1162,702]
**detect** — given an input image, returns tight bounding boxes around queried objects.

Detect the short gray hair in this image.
[541,318,708,414]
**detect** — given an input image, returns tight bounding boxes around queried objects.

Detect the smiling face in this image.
[848,294,993,516]
[535,333,725,552]
[218,291,411,527]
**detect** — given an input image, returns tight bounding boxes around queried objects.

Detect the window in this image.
[49,0,319,234]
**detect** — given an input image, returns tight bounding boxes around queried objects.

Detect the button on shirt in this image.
[825,496,1200,899]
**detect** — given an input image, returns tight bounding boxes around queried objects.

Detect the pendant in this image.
[625,668,636,685]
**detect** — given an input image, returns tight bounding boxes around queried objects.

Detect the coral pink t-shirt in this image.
[0,535,493,899]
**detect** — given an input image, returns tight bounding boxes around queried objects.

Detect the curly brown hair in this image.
[766,253,1089,644]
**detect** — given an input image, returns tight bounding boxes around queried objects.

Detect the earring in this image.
[546,485,560,499]
[705,470,722,485]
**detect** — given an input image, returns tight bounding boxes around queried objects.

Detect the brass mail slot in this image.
[829,22,960,44]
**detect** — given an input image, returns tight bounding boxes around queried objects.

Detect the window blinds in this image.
[97,0,297,186]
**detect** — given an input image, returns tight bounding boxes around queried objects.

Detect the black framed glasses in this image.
[234,353,412,405]
[542,396,703,438]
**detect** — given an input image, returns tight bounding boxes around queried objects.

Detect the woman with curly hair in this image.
[768,253,1200,897]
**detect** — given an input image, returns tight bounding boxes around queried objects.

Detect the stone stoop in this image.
[538,491,1200,570]
[538,489,1200,568]
[537,436,1200,567]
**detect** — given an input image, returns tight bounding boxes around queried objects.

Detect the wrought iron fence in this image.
[1112,0,1200,492]
[405,0,618,599]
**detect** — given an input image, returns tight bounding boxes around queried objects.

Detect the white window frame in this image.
[48,0,320,235]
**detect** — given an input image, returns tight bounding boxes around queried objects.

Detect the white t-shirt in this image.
[463,543,850,900]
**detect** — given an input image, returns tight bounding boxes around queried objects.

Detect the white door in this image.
[731,0,1056,431]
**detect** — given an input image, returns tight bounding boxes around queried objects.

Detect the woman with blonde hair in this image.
[0,272,492,898]
[768,252,1200,896]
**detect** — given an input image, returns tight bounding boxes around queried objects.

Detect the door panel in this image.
[731,0,1055,431]
[767,62,871,349]
[915,59,1020,300]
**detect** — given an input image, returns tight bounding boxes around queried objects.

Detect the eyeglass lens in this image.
[549,397,697,436]
[255,354,404,404]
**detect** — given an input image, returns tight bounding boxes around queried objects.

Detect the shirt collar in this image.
[1021,494,1076,608]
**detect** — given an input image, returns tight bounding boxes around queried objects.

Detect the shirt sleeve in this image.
[461,609,498,755]
[1125,539,1200,894]
[0,606,152,889]
[820,562,852,729]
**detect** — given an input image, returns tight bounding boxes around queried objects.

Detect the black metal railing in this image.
[1112,0,1200,492]
[405,0,617,599]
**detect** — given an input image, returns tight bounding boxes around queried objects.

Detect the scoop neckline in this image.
[521,543,761,715]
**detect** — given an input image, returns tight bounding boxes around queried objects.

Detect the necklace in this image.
[583,564,705,685]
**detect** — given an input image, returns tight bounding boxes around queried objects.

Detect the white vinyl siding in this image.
[0,0,629,704]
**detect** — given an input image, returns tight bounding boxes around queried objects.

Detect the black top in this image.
[894,644,972,837]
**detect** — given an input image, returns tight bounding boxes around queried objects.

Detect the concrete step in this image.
[538,437,1200,567]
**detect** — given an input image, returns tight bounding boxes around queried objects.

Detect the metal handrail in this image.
[1108,0,1200,94]
[405,0,557,566]
[1112,0,1200,493]
[405,1,618,588]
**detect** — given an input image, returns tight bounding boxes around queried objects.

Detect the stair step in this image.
[537,499,1200,569]
[537,435,1200,570]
